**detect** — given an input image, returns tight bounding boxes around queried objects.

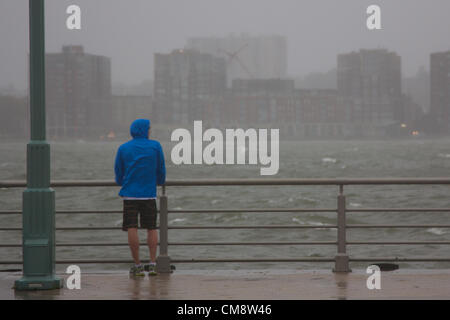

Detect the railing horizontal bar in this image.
[0,225,337,231]
[4,224,450,231]
[0,243,158,248]
[169,224,450,230]
[4,241,449,247]
[347,241,450,245]
[56,211,123,214]
[0,211,125,215]
[168,208,336,213]
[0,227,164,231]
[166,241,336,246]
[0,260,135,265]
[347,225,450,228]
[170,258,335,263]
[3,208,450,214]
[0,211,21,215]
[3,257,450,264]
[53,227,142,231]
[0,241,337,248]
[0,258,335,265]
[168,225,338,229]
[0,227,125,231]
[4,178,450,189]
[349,257,450,262]
[347,208,450,212]
[0,209,447,214]
[164,178,450,186]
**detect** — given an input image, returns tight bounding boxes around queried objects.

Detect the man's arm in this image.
[114,147,124,186]
[156,143,166,186]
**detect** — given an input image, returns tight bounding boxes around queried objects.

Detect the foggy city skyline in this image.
[4,1,450,302]
[1,0,450,92]
[1,0,450,140]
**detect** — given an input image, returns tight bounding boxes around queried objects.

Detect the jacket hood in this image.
[130,119,150,139]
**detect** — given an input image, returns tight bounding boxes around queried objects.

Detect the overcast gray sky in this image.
[1,0,450,91]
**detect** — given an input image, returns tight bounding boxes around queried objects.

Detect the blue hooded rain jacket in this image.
[114,119,166,198]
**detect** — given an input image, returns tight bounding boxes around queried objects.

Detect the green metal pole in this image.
[15,0,62,290]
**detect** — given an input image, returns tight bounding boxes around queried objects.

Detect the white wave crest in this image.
[292,218,305,224]
[322,157,337,164]
[349,202,362,207]
[427,228,447,235]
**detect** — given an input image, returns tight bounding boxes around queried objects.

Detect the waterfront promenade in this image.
[2,269,450,300]
[3,178,450,298]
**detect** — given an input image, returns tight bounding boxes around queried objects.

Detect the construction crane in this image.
[218,43,254,79]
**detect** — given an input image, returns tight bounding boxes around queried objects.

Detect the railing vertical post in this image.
[333,184,351,273]
[156,185,172,273]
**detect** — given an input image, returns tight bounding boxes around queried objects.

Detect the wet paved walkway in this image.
[1,269,450,300]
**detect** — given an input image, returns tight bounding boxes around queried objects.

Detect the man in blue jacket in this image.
[115,119,166,276]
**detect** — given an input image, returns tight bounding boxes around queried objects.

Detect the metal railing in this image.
[2,178,450,272]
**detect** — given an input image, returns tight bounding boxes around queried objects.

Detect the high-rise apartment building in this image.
[430,50,450,133]
[154,49,227,124]
[46,46,111,138]
[337,49,402,129]
[0,95,28,138]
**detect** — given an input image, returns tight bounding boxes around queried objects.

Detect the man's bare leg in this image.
[128,228,140,265]
[147,229,158,263]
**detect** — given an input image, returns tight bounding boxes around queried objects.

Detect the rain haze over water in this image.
[2,140,450,271]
